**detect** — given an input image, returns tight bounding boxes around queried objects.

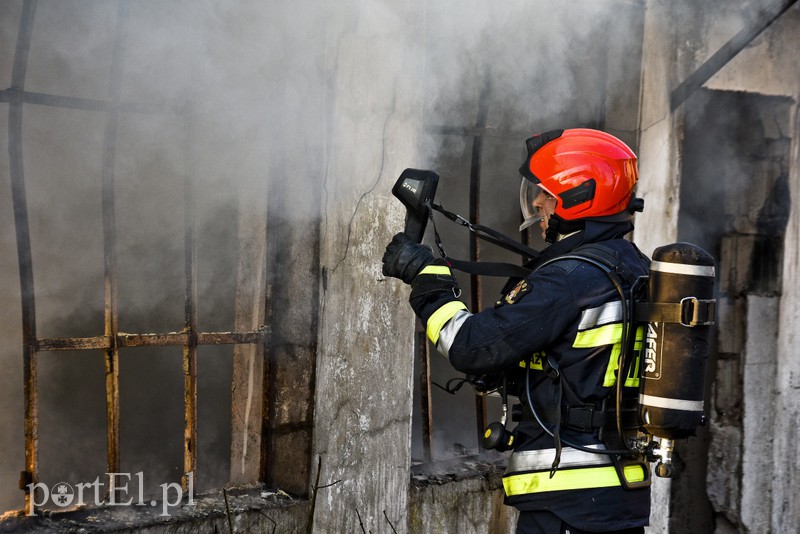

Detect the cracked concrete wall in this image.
[310,2,426,532]
[774,105,800,534]
[311,2,650,531]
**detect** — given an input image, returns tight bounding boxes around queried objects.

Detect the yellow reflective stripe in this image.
[573,323,622,348]
[573,324,644,388]
[625,333,643,388]
[573,324,622,387]
[419,265,452,276]
[426,301,469,344]
[503,464,646,496]
[518,351,545,370]
[605,326,644,388]
[603,346,621,388]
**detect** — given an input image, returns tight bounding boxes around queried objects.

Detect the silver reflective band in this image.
[651,260,715,277]
[639,393,704,412]
[506,444,611,473]
[436,309,472,358]
[578,300,623,330]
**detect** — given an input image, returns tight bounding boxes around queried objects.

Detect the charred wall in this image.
[677,88,792,533]
[637,1,799,532]
[0,0,325,517]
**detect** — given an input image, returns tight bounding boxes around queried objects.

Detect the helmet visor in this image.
[519,179,548,231]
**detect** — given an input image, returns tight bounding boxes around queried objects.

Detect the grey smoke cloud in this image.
[0,0,302,512]
[2,0,674,513]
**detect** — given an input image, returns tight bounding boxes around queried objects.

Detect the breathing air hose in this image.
[524,359,637,458]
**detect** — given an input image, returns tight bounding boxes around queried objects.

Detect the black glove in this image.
[382,232,435,283]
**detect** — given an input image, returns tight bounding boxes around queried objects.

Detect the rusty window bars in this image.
[5,0,271,514]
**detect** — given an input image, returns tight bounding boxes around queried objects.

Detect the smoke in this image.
[0,0,323,512]
[1,0,648,509]
[409,0,648,458]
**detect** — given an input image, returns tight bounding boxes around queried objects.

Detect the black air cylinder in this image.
[639,243,715,440]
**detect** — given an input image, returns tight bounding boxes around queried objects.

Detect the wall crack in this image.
[330,94,397,276]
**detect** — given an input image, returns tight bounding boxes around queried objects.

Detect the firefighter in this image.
[382,128,651,534]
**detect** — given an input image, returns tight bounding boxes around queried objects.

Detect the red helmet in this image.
[519,128,640,225]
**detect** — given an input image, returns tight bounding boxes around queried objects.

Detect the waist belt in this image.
[563,405,606,431]
[534,402,640,433]
[536,404,606,432]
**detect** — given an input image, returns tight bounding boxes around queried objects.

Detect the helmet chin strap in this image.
[544,195,644,243]
[545,215,585,244]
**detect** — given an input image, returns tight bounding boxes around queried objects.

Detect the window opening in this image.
[4,1,272,514]
[413,72,520,463]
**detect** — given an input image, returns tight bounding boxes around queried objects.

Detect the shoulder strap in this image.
[570,243,638,286]
[445,257,532,278]
[427,202,537,278]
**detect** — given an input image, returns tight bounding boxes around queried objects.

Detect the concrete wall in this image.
[705,10,800,531]
[311,1,648,531]
[637,1,800,532]
[310,2,426,532]
[409,464,517,533]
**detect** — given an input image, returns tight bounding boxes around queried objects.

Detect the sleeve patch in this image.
[500,280,531,305]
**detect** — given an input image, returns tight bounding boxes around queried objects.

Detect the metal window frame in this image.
[5,0,271,513]
[416,74,500,461]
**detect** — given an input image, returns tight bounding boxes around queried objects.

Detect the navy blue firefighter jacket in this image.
[409,220,652,532]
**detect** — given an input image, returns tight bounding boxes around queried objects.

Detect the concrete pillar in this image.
[635,2,684,531]
[601,1,646,151]
[741,295,778,532]
[311,3,425,532]
[636,0,682,256]
[773,100,800,534]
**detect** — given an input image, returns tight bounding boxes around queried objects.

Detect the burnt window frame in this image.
[3,1,285,515]
[413,73,532,464]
